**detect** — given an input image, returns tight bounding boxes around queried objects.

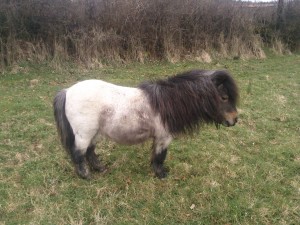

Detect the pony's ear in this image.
[211,70,230,87]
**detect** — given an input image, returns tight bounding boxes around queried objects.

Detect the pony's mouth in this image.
[222,117,238,127]
[223,111,238,127]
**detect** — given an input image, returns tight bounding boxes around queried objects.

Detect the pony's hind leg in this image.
[86,145,107,172]
[70,148,90,179]
[71,137,91,179]
[151,136,172,179]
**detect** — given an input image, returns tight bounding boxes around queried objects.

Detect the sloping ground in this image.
[0,54,299,224]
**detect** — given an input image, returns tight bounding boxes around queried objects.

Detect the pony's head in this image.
[139,69,239,134]
[210,70,239,127]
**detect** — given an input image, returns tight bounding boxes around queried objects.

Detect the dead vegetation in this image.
[0,0,298,70]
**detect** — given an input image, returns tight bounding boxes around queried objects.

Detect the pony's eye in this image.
[221,96,229,101]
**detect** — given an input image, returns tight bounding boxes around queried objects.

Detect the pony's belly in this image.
[98,103,155,145]
[101,126,152,145]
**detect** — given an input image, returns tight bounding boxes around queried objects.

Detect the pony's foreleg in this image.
[151,136,172,179]
[86,145,107,172]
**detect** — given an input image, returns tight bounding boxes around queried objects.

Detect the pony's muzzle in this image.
[223,111,238,127]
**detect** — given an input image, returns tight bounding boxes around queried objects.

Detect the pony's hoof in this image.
[153,165,168,179]
[89,160,107,173]
[93,164,108,173]
[87,154,107,173]
[155,171,168,179]
[76,163,91,179]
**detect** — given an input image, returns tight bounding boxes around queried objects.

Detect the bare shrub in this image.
[3,0,294,70]
[254,0,300,53]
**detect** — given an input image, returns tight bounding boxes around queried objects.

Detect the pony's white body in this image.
[66,80,172,154]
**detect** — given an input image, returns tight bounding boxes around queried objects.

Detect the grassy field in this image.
[0,54,299,224]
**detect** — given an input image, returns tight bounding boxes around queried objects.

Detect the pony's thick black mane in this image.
[139,70,238,134]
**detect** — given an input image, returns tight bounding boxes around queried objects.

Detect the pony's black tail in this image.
[53,89,75,153]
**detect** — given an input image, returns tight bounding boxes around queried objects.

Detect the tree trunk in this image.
[276,0,284,31]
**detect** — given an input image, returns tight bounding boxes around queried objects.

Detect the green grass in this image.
[0,55,299,224]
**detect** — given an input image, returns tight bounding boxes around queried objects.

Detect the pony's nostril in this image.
[234,117,238,123]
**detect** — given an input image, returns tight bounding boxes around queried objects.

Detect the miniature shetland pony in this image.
[54,70,239,179]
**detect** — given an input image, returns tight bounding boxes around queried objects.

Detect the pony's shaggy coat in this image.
[139,70,238,134]
[53,69,239,179]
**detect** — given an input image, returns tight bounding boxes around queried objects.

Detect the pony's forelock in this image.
[211,70,239,105]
